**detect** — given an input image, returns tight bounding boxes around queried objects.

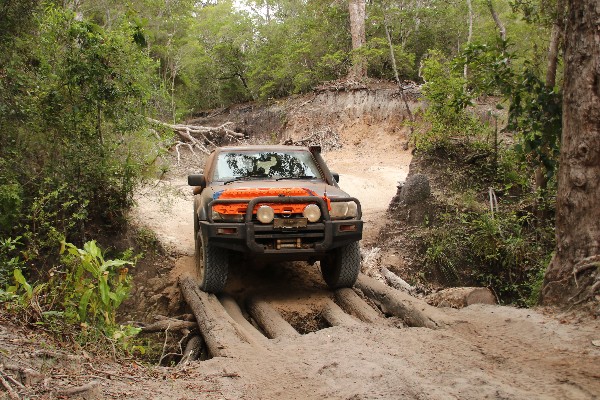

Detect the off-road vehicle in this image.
[188,145,363,293]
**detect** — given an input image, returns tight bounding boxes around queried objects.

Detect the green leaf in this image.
[13,269,32,297]
[98,275,110,306]
[103,259,133,269]
[78,288,94,321]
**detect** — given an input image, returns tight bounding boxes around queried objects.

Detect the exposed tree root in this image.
[569,255,600,304]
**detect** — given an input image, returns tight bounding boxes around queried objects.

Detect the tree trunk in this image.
[382,9,414,129]
[486,0,506,41]
[348,0,367,80]
[545,0,566,89]
[541,0,600,305]
[463,0,473,80]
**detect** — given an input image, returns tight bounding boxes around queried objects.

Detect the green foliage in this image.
[460,41,562,182]
[0,5,161,269]
[0,183,22,232]
[0,236,25,289]
[61,240,133,328]
[415,51,482,151]
[424,208,554,306]
[1,240,141,352]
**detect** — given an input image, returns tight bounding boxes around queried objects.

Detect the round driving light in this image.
[303,204,321,222]
[256,205,275,224]
[347,201,358,217]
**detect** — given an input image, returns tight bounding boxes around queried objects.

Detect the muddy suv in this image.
[188,145,363,293]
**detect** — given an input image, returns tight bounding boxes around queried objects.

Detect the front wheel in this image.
[320,242,361,289]
[195,231,228,293]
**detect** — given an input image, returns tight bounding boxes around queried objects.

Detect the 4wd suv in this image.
[188,145,363,293]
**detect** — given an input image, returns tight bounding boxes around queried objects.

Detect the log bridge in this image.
[178,274,455,359]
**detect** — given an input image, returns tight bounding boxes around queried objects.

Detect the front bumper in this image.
[199,196,363,257]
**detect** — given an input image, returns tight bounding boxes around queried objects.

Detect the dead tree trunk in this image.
[178,276,247,357]
[334,288,385,324]
[246,298,300,339]
[355,274,451,328]
[322,299,360,327]
[541,0,600,305]
[219,295,269,346]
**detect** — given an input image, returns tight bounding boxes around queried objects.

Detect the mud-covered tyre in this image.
[195,231,228,293]
[321,242,361,289]
[193,196,200,237]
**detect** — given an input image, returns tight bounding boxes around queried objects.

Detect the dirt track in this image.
[128,128,600,400]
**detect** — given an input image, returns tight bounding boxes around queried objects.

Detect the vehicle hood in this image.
[206,179,351,199]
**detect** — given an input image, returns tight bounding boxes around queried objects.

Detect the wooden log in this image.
[334,288,385,324]
[355,274,451,329]
[141,319,197,333]
[155,313,195,322]
[219,295,269,346]
[426,287,496,308]
[322,299,360,327]
[182,335,207,362]
[179,276,247,357]
[246,298,300,339]
[381,267,415,294]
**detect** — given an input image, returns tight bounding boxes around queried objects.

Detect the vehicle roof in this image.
[213,145,312,153]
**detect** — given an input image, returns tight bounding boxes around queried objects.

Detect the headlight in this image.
[211,209,243,222]
[256,205,275,224]
[303,204,321,222]
[329,201,358,219]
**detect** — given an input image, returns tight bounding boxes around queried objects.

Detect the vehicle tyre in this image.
[321,242,361,289]
[193,196,200,237]
[195,231,228,293]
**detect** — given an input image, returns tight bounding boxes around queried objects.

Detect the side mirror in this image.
[332,172,340,183]
[188,174,206,187]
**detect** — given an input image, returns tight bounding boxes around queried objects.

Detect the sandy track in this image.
[127,134,600,400]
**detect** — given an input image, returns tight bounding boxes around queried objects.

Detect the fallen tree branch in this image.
[55,381,101,397]
[0,372,19,400]
[380,267,415,294]
[141,319,197,333]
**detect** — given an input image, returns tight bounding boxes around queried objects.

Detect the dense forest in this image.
[0,0,598,348]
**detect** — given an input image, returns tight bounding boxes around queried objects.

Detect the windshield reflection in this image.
[214,151,323,181]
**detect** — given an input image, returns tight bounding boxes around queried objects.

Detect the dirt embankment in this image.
[2,86,598,400]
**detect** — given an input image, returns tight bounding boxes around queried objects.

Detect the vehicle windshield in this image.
[213,150,323,182]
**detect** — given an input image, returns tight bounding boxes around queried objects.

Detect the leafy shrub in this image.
[415,50,483,151]
[1,240,141,353]
[423,209,554,305]
[0,184,22,232]
[0,236,25,289]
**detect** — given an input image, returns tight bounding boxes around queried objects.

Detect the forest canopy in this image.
[1,0,567,301]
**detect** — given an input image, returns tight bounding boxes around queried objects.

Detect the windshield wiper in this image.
[275,176,317,181]
[223,174,269,185]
